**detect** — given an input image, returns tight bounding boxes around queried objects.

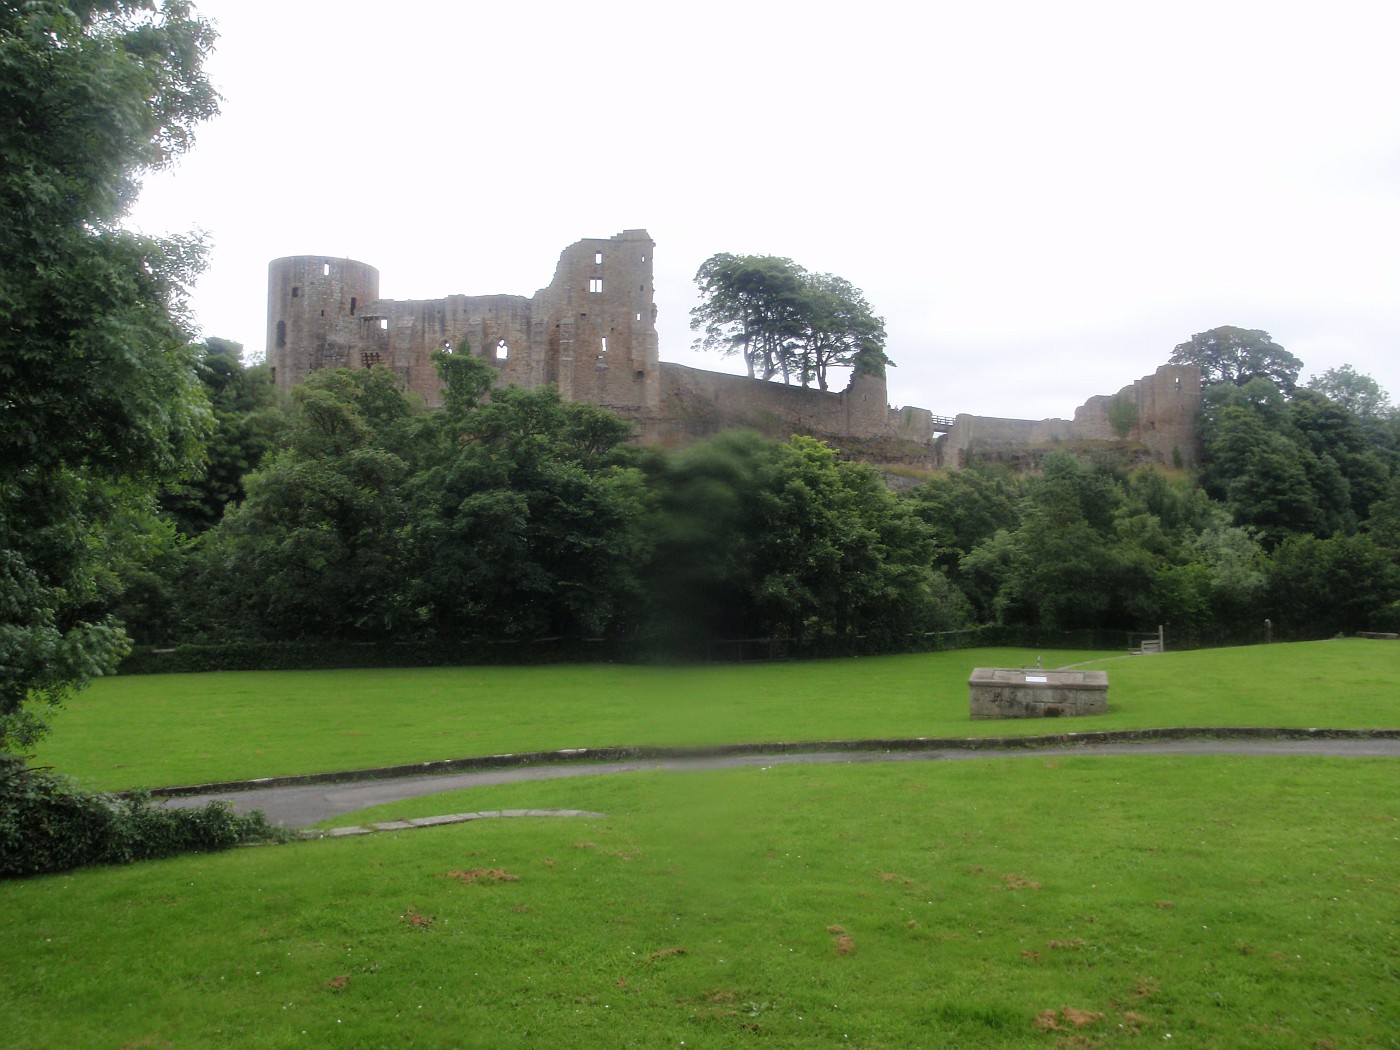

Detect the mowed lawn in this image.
[35,639,1400,791]
[4,757,1398,1048]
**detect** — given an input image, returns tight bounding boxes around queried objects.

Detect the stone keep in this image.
[268,230,661,414]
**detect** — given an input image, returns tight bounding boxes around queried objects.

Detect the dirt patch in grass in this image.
[827,924,855,955]
[1001,873,1042,890]
[446,868,520,884]
[325,974,350,992]
[648,947,687,961]
[399,907,434,929]
[1033,1007,1104,1031]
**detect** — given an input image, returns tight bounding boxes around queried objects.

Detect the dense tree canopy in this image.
[1170,326,1303,391]
[110,346,1399,659]
[690,254,890,389]
[1307,365,1394,420]
[160,339,279,535]
[0,0,218,751]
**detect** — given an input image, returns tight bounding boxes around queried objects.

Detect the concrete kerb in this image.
[144,726,1400,800]
[306,808,607,841]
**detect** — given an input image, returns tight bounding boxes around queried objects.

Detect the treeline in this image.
[117,338,1400,659]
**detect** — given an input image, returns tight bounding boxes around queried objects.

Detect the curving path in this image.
[162,736,1400,829]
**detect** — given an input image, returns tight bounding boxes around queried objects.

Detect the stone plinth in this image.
[968,668,1108,720]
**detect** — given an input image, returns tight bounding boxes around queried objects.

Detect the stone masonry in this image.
[968,668,1110,719]
[267,231,1202,468]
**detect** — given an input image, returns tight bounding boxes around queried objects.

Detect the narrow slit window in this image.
[601,336,608,354]
[322,263,331,276]
[594,252,603,265]
[636,312,642,322]
[275,320,286,348]
[350,297,357,315]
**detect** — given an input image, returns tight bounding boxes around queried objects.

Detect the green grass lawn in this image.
[4,756,1398,1048]
[33,639,1400,791]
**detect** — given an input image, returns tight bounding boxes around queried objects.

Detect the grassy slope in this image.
[36,640,1400,791]
[4,757,1398,1048]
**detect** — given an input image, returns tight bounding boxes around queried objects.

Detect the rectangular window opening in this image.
[594,251,603,265]
[350,297,357,316]
[291,286,301,298]
[589,278,603,294]
[322,263,331,276]
[636,312,642,322]
[379,318,389,330]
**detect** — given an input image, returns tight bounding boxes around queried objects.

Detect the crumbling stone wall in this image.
[937,364,1201,470]
[643,363,916,446]
[267,234,1201,472]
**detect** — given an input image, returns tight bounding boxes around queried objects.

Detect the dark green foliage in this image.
[196,368,416,641]
[1265,533,1400,638]
[1107,393,1140,438]
[160,339,281,535]
[403,354,650,641]
[1307,365,1393,419]
[644,432,967,653]
[185,357,649,646]
[118,638,621,674]
[1170,325,1303,391]
[0,0,217,750]
[1199,376,1397,546]
[690,253,890,389]
[0,762,282,878]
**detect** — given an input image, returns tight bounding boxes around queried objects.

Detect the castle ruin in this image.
[268,230,1201,470]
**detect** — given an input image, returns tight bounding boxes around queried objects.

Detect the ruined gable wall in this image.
[528,230,661,415]
[1071,363,1201,468]
[345,293,534,407]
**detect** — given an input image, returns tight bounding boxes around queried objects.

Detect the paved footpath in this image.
[163,738,1400,830]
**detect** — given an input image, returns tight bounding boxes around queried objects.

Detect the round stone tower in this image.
[266,256,379,394]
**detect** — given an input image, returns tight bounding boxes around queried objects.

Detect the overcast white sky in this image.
[126,0,1400,421]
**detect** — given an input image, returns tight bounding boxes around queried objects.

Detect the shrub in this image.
[0,762,284,878]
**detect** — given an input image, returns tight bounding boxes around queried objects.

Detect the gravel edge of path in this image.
[145,725,1400,799]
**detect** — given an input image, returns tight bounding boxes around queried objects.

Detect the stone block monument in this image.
[968,667,1109,719]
